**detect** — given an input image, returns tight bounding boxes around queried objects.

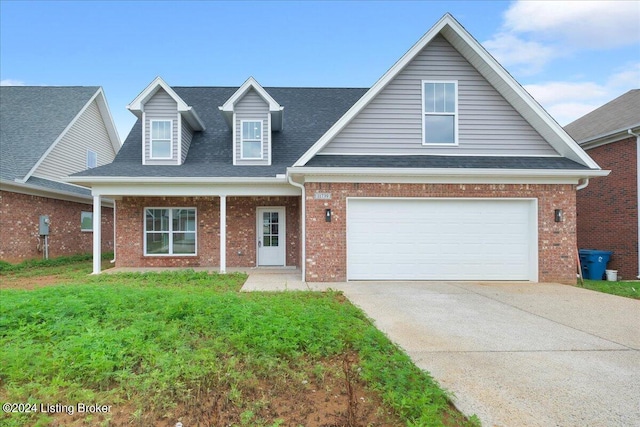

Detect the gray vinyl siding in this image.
[144,88,179,165]
[235,89,270,165]
[320,35,558,156]
[33,100,116,180]
[181,119,193,164]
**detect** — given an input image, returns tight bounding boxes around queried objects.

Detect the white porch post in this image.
[92,194,102,274]
[220,195,226,273]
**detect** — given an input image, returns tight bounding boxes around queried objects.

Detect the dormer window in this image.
[150,120,172,159]
[241,120,263,159]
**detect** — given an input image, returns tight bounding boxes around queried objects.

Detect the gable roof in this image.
[0,86,119,184]
[127,76,206,131]
[219,77,284,131]
[564,89,640,145]
[293,13,600,170]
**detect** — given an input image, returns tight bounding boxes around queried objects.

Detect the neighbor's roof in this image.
[0,86,100,182]
[564,89,640,144]
[73,86,369,178]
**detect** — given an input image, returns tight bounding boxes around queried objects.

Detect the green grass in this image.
[580,279,640,299]
[0,260,475,426]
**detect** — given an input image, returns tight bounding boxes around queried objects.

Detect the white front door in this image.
[257,207,286,266]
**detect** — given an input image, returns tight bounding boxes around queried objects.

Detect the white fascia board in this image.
[287,167,610,184]
[127,76,205,131]
[1,179,114,207]
[293,13,600,170]
[84,180,301,198]
[19,88,102,183]
[94,88,122,153]
[294,14,464,167]
[219,77,281,112]
[438,24,599,169]
[219,77,283,131]
[65,175,291,187]
[578,123,640,150]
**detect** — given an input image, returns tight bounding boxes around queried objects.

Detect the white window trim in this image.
[421,80,459,146]
[240,119,264,160]
[149,119,174,160]
[144,207,197,256]
[86,150,97,169]
[81,211,93,232]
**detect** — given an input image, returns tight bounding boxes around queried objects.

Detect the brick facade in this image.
[304,182,577,284]
[115,196,300,268]
[0,190,114,262]
[577,137,638,280]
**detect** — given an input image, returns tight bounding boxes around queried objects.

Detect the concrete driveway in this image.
[325,281,640,427]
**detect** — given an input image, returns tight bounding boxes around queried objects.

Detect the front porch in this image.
[91,193,301,275]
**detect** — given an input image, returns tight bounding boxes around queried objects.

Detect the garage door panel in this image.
[347,199,535,280]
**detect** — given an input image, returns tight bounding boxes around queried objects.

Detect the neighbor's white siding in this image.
[235,89,270,165]
[33,100,116,180]
[144,88,179,165]
[320,35,557,156]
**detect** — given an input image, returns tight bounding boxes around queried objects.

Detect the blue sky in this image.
[1,1,639,141]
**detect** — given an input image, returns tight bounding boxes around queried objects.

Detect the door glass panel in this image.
[264,236,271,247]
[271,212,278,223]
[271,224,278,235]
[271,236,278,247]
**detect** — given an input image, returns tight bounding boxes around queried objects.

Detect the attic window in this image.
[150,120,173,159]
[423,81,458,145]
[241,120,263,159]
[86,150,97,169]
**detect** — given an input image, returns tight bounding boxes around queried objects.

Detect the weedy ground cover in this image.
[1,258,477,426]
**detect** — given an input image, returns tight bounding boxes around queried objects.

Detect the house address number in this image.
[314,192,332,200]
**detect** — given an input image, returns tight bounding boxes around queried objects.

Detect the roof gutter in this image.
[630,128,640,279]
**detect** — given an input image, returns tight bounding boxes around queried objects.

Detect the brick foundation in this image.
[577,137,638,280]
[304,183,577,284]
[115,196,300,268]
[0,190,114,262]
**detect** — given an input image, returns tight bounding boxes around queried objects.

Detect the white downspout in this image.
[630,129,640,278]
[92,194,102,274]
[287,173,306,281]
[576,178,589,190]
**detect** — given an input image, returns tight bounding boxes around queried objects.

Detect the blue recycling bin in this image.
[579,249,612,280]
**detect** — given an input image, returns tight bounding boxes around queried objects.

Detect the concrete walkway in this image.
[242,276,640,426]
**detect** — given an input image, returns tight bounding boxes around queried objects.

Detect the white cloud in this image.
[504,1,640,49]
[483,33,557,74]
[484,1,640,73]
[524,63,640,125]
[0,79,26,86]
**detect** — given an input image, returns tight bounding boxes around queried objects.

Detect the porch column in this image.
[92,194,102,274]
[220,195,226,273]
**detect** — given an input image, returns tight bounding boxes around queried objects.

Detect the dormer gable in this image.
[219,77,283,166]
[127,77,205,165]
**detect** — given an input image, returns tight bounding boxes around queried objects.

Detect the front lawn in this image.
[0,263,476,426]
[580,279,640,299]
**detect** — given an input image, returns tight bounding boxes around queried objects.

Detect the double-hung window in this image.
[422,81,458,145]
[150,120,172,159]
[241,120,263,159]
[145,208,196,255]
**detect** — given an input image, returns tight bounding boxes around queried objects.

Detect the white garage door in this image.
[347,198,537,281]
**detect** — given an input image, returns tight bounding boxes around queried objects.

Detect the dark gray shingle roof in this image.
[304,155,590,169]
[0,86,99,182]
[74,87,368,178]
[564,89,640,143]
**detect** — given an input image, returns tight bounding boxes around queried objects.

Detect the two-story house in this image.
[69,14,607,283]
[0,86,120,262]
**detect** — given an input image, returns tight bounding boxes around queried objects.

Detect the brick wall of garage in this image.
[115,196,300,268]
[577,137,638,280]
[0,190,113,262]
[304,183,577,284]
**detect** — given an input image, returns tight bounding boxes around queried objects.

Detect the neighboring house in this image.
[69,14,606,283]
[565,90,640,280]
[0,86,120,262]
